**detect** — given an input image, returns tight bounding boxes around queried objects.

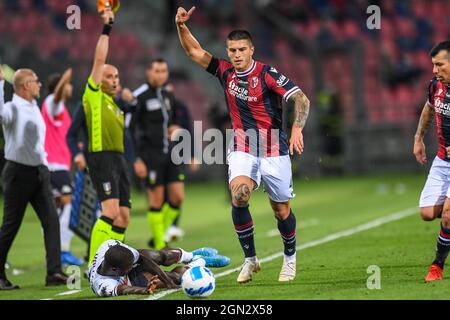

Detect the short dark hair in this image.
[104,245,134,270]
[429,41,450,58]
[47,73,61,94]
[227,30,253,45]
[147,57,168,70]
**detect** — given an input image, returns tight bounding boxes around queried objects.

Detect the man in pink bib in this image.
[42,68,83,266]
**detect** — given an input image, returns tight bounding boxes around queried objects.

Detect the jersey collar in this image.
[236,60,256,77]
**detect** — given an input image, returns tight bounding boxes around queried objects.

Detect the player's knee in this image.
[118,213,130,227]
[231,184,251,207]
[420,208,437,221]
[61,195,72,205]
[442,207,450,222]
[169,196,184,207]
[150,197,164,209]
[273,208,290,221]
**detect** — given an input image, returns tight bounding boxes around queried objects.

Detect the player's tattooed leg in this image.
[231,183,251,206]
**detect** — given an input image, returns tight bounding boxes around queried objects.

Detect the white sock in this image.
[245,256,258,263]
[284,253,296,263]
[60,203,74,252]
[178,249,194,263]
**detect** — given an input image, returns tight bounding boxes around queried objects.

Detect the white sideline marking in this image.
[56,290,82,296]
[41,289,86,300]
[145,207,418,300]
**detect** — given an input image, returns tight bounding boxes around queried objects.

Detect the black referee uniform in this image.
[0,80,66,289]
[131,83,183,188]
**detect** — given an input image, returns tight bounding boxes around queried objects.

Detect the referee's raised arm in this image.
[91,6,115,85]
[175,6,212,69]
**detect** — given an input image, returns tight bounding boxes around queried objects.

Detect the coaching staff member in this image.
[0,66,68,290]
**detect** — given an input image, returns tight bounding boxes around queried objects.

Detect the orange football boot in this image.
[425,264,443,282]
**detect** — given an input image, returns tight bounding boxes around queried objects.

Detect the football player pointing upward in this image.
[176,6,310,283]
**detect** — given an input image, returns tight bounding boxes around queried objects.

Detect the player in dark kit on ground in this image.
[131,59,186,250]
[413,40,450,282]
[176,7,310,283]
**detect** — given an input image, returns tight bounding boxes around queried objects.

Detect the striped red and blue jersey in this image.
[206,57,301,157]
[427,76,450,161]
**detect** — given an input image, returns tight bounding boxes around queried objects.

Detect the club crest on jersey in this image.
[103,182,112,195]
[149,170,157,185]
[251,76,258,88]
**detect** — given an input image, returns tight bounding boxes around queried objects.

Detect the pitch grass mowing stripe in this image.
[145,206,418,300]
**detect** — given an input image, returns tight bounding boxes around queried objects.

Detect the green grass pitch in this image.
[0,172,446,300]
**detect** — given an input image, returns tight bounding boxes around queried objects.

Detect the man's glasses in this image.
[26,79,41,85]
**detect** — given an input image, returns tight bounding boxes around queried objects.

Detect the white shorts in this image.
[419,156,450,207]
[227,151,294,202]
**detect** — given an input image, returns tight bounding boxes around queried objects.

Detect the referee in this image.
[84,7,131,264]
[0,66,68,289]
[131,59,185,249]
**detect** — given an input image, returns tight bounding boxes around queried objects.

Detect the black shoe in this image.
[45,272,68,286]
[0,278,20,290]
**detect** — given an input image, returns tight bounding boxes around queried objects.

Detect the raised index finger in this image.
[187,6,196,16]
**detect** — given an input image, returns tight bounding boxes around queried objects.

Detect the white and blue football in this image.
[181,266,215,298]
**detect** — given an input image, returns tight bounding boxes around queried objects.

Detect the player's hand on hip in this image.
[0,65,4,81]
[289,125,304,156]
[446,146,450,159]
[413,140,427,165]
[175,6,195,25]
[134,158,148,179]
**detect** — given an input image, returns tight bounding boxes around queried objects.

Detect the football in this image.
[181,266,215,298]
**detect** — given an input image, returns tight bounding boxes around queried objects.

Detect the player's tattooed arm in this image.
[291,90,310,129]
[413,102,435,165]
[414,102,435,141]
[289,90,310,155]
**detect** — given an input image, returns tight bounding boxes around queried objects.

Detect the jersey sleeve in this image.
[92,277,121,297]
[427,77,438,107]
[264,66,301,102]
[206,57,233,81]
[82,76,102,109]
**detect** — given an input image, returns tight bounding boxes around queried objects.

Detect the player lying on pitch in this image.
[88,240,230,297]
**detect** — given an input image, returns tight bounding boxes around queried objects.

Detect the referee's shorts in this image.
[87,151,131,208]
[140,149,185,189]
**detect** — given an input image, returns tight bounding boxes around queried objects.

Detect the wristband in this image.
[102,24,112,35]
